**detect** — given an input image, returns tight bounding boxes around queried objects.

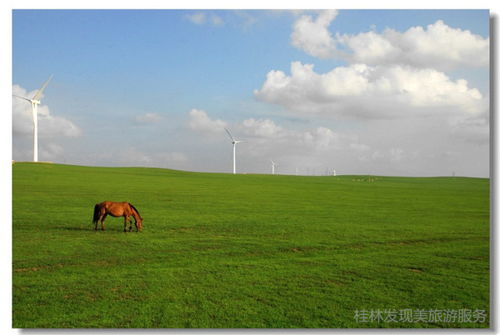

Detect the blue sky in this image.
[13,10,489,97]
[11,9,490,176]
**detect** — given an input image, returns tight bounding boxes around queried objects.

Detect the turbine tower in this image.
[224,128,242,174]
[13,75,53,162]
[270,159,278,175]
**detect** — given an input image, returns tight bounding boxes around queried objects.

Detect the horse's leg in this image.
[95,209,103,230]
[133,217,138,232]
[124,216,129,232]
[101,214,107,231]
[96,215,103,231]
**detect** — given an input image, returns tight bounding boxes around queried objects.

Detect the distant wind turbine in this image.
[224,128,243,174]
[270,159,278,175]
[13,75,53,162]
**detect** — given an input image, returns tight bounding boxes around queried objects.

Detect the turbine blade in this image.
[32,74,53,101]
[12,94,32,103]
[224,128,235,142]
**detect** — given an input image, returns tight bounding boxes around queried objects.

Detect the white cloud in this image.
[301,127,340,151]
[372,150,385,160]
[39,143,64,161]
[240,121,346,155]
[189,109,358,154]
[290,10,339,59]
[185,109,487,176]
[235,118,345,151]
[135,112,163,124]
[290,11,489,70]
[350,143,370,151]
[337,30,401,65]
[12,84,82,162]
[233,10,259,30]
[186,12,206,25]
[186,12,224,26]
[116,147,188,167]
[210,15,224,26]
[241,118,286,138]
[188,109,227,133]
[339,20,489,70]
[254,61,484,119]
[13,84,82,138]
[240,118,347,152]
[389,147,405,162]
[450,113,489,145]
[253,58,488,176]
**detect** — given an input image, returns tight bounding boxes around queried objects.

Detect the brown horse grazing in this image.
[93,201,143,232]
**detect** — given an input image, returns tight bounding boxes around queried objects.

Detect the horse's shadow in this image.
[58,226,91,231]
[57,225,136,232]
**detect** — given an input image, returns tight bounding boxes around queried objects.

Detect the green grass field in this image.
[12,162,490,328]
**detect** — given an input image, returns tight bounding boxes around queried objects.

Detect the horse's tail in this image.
[93,204,100,223]
[129,203,141,219]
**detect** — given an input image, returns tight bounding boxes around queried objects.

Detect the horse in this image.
[93,201,143,232]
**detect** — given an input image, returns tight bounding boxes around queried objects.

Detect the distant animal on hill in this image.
[93,201,143,232]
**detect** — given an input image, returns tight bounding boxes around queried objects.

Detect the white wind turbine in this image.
[270,159,278,175]
[13,75,54,162]
[224,128,243,174]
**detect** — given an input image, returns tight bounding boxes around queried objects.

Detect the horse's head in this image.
[129,203,143,232]
[134,215,143,231]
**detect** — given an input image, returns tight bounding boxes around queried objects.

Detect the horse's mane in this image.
[129,203,142,219]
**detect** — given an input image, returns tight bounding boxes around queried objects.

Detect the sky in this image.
[11,9,490,177]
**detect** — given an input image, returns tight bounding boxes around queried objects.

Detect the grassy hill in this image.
[12,163,490,328]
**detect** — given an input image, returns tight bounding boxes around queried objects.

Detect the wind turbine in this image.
[224,128,242,174]
[270,159,278,175]
[13,75,53,162]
